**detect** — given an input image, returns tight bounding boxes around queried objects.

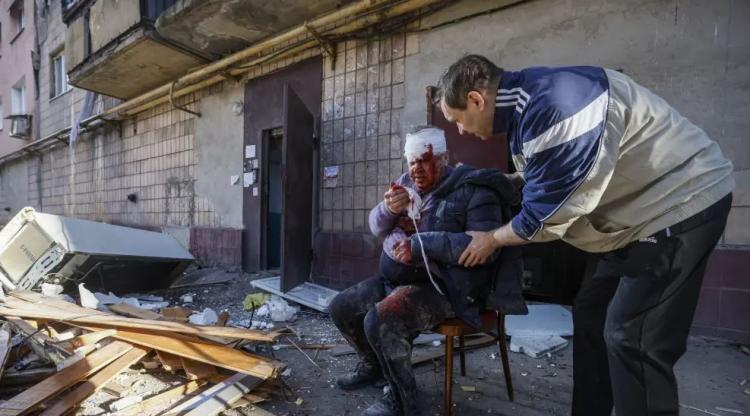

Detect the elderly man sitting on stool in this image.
[329,126,527,416]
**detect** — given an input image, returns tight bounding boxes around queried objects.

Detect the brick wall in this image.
[312,33,419,287]
[693,248,750,342]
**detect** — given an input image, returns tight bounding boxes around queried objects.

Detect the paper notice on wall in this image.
[243,172,255,187]
[324,166,339,188]
[245,145,256,159]
[253,187,259,197]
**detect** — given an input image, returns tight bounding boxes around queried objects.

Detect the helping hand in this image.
[459,231,500,267]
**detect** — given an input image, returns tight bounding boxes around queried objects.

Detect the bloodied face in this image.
[408,145,442,193]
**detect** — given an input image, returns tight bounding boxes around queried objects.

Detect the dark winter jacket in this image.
[383,165,528,329]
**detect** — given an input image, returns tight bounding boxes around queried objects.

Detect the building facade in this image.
[0,0,747,340]
[0,0,36,156]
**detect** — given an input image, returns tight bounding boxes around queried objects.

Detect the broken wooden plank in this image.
[0,341,133,416]
[70,329,117,349]
[115,380,206,416]
[181,358,218,381]
[75,325,281,378]
[109,304,164,320]
[156,351,184,372]
[38,345,150,416]
[5,318,66,364]
[182,375,263,416]
[0,302,275,342]
[164,373,264,416]
[0,323,12,380]
[161,307,192,323]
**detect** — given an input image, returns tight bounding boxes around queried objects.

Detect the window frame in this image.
[11,79,27,115]
[50,50,71,99]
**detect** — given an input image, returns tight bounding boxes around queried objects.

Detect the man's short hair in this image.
[437,55,502,110]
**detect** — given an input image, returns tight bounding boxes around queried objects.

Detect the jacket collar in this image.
[492,70,524,135]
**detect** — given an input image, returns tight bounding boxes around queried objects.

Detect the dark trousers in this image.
[572,194,732,416]
[329,257,452,415]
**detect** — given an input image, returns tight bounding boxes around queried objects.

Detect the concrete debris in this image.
[138,301,170,310]
[251,276,339,312]
[41,283,64,297]
[180,293,195,304]
[413,333,444,346]
[78,283,152,311]
[79,405,106,415]
[505,304,573,338]
[188,307,219,325]
[126,294,165,302]
[510,335,569,358]
[109,395,143,412]
[254,296,298,322]
[78,283,100,310]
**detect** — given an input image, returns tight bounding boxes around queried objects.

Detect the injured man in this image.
[329,126,527,416]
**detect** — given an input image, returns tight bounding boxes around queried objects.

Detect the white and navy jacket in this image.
[493,67,734,252]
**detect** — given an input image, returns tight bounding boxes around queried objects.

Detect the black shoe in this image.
[337,361,383,391]
[362,387,402,416]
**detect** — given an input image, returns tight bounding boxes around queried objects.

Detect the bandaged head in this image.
[403,127,447,163]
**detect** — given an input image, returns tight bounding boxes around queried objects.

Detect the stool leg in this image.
[497,313,514,402]
[444,335,454,416]
[459,335,466,376]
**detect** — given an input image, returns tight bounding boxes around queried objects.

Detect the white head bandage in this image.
[403,127,447,163]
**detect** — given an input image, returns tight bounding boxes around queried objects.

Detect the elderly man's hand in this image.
[384,186,410,214]
[393,238,413,264]
[459,231,500,267]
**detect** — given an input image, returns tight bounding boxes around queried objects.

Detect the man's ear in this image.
[467,90,486,111]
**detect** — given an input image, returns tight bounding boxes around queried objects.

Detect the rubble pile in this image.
[0,290,285,415]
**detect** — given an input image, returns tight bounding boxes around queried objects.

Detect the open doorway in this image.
[263,127,283,270]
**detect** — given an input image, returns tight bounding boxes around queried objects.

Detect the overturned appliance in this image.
[0,207,194,294]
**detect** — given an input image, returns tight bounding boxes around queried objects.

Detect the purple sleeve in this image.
[369,202,399,238]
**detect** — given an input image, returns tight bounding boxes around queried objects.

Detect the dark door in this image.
[280,85,314,291]
[242,57,322,273]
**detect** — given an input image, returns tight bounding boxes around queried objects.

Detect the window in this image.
[51,52,70,98]
[11,78,26,114]
[10,0,25,35]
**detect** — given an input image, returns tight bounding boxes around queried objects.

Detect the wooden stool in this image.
[433,311,513,416]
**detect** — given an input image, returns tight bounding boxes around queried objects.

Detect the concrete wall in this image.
[194,81,244,228]
[402,0,750,246]
[0,0,36,156]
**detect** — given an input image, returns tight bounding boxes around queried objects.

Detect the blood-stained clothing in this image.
[369,166,453,264]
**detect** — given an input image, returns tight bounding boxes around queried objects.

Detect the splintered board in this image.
[3,293,275,341]
[38,345,150,416]
[0,341,133,416]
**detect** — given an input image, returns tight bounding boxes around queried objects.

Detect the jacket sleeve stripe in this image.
[522,90,609,158]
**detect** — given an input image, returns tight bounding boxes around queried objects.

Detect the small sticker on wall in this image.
[243,172,255,187]
[245,145,256,159]
[253,186,259,197]
[231,175,240,185]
